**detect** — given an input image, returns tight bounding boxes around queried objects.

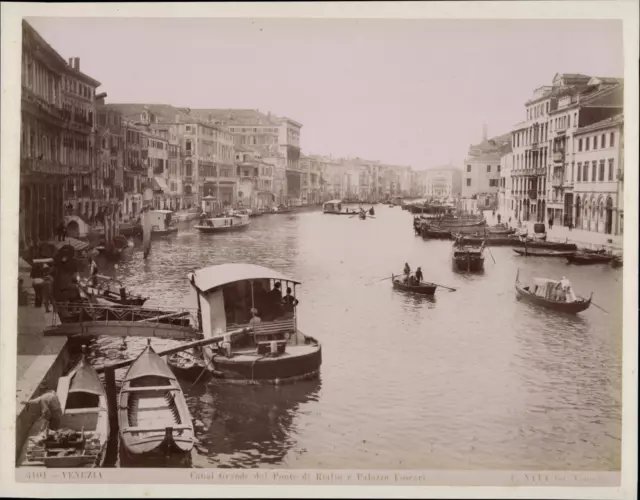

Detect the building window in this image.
[599,160,605,181]
[608,159,614,181]
[578,138,583,152]
[602,133,607,148]
[582,162,588,181]
[610,132,615,147]
[585,137,590,151]
[591,161,597,182]
[577,162,582,181]
[466,179,471,186]
[466,165,471,172]
[593,135,598,149]
[497,165,501,173]
[486,165,491,172]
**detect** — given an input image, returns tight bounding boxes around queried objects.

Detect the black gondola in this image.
[515,270,592,314]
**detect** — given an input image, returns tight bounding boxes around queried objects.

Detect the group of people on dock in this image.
[403,262,423,286]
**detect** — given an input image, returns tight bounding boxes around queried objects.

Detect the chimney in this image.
[74,57,80,71]
[482,122,488,142]
[68,57,73,67]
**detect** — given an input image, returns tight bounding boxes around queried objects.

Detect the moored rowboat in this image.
[20,355,109,468]
[512,248,576,258]
[118,340,194,466]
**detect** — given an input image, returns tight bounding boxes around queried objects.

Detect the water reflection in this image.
[190,380,322,468]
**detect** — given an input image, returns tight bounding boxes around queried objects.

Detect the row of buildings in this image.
[19,21,427,247]
[462,73,624,237]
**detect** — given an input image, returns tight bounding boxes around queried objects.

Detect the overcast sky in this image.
[27,17,623,169]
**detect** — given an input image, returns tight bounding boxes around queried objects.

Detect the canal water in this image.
[89,205,622,470]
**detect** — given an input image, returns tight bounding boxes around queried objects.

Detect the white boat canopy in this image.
[323,200,343,205]
[188,263,301,293]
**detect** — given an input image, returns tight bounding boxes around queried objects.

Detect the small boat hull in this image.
[392,279,436,295]
[566,253,615,265]
[202,335,321,385]
[513,248,576,258]
[151,227,178,237]
[195,223,250,233]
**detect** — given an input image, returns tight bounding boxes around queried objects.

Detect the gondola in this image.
[118,340,194,466]
[515,270,592,314]
[20,355,109,468]
[391,275,437,295]
[512,248,576,258]
[566,253,615,265]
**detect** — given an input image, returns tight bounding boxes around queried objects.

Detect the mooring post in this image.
[104,367,119,434]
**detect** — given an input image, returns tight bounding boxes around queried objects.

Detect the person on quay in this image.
[548,216,554,230]
[42,265,53,313]
[497,213,502,224]
[21,387,63,431]
[89,257,99,287]
[415,267,423,284]
[282,287,299,318]
[30,262,44,308]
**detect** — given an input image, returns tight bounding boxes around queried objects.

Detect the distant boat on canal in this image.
[149,210,179,237]
[451,237,485,273]
[187,263,322,384]
[194,212,250,233]
[118,340,194,466]
[322,200,352,215]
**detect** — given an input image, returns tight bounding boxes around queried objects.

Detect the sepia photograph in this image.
[0,1,637,498]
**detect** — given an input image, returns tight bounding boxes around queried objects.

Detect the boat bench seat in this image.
[123,386,178,393]
[254,319,296,337]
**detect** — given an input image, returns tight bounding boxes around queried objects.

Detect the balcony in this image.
[563,179,574,189]
[184,176,193,183]
[528,189,538,200]
[184,150,192,156]
[21,86,65,122]
[551,176,563,188]
[530,140,539,151]
[555,123,567,135]
[552,151,565,163]
[21,157,70,176]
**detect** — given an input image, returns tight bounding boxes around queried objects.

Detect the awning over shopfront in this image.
[153,177,169,193]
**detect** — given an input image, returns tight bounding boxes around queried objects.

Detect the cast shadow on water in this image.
[188,378,322,469]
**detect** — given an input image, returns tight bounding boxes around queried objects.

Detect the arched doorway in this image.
[575,196,581,227]
[605,197,613,234]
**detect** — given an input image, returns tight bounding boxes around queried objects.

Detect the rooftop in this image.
[574,113,624,135]
[188,263,300,293]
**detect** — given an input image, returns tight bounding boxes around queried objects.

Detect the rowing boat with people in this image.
[391,275,437,295]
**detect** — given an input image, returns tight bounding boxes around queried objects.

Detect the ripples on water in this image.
[89,207,622,470]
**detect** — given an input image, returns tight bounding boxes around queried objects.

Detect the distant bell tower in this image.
[482,122,488,142]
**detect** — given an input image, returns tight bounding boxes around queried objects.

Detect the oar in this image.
[432,282,457,292]
[591,301,609,314]
[486,246,496,264]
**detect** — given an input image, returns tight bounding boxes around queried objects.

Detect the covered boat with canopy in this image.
[187,263,321,384]
[515,270,592,314]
